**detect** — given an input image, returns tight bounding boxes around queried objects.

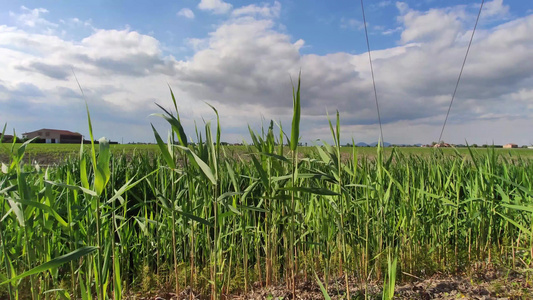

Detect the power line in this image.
[438,0,485,143]
[360,0,384,146]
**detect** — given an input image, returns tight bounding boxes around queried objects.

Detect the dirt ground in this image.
[129,267,533,300]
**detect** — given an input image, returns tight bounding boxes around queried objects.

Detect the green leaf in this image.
[94,137,111,195]
[7,198,24,227]
[258,151,290,163]
[113,250,122,300]
[15,137,38,163]
[313,271,332,300]
[217,192,241,202]
[1,246,98,285]
[0,123,6,144]
[176,209,213,227]
[205,102,221,157]
[290,72,301,151]
[9,197,68,228]
[500,203,533,214]
[151,124,176,169]
[157,194,172,211]
[496,212,531,235]
[45,181,97,197]
[43,289,71,300]
[79,146,90,190]
[250,154,269,187]
[177,145,216,185]
[154,99,188,147]
[105,170,157,205]
[226,161,240,193]
[282,186,339,196]
[236,204,269,213]
[315,145,331,165]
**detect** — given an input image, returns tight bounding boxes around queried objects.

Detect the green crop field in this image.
[2,142,532,166]
[1,86,532,300]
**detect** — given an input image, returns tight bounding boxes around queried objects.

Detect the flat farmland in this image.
[1,143,532,165]
[1,133,533,299]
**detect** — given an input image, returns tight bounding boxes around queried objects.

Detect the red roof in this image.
[23,129,82,136]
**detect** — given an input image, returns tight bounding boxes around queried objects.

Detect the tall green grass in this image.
[1,80,533,299]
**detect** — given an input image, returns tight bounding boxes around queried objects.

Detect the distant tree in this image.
[472,144,478,148]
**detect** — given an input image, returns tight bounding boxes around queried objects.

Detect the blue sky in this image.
[0,0,532,145]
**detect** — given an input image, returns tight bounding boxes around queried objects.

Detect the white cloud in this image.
[232,1,281,19]
[0,25,179,111]
[62,17,93,28]
[198,0,232,14]
[382,26,403,35]
[168,3,533,144]
[396,2,410,15]
[482,0,510,19]
[186,37,209,51]
[398,3,464,49]
[9,6,58,33]
[1,2,533,145]
[177,8,195,19]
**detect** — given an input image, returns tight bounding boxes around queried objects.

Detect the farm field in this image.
[1,142,532,166]
[1,86,533,299]
[1,107,533,299]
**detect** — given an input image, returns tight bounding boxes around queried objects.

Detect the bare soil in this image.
[127,267,533,300]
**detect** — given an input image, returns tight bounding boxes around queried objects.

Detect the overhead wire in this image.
[360,0,384,146]
[438,0,485,143]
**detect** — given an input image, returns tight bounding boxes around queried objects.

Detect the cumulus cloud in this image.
[1,2,532,145]
[0,21,183,138]
[0,27,178,78]
[168,2,533,144]
[178,8,195,19]
[15,61,71,80]
[198,0,232,14]
[4,82,45,98]
[482,0,510,19]
[173,17,303,109]
[397,3,464,49]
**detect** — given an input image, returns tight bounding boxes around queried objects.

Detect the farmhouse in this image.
[503,143,518,149]
[22,129,83,144]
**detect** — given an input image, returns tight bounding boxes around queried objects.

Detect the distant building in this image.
[503,143,518,149]
[22,129,83,144]
[433,142,451,148]
[0,133,14,143]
